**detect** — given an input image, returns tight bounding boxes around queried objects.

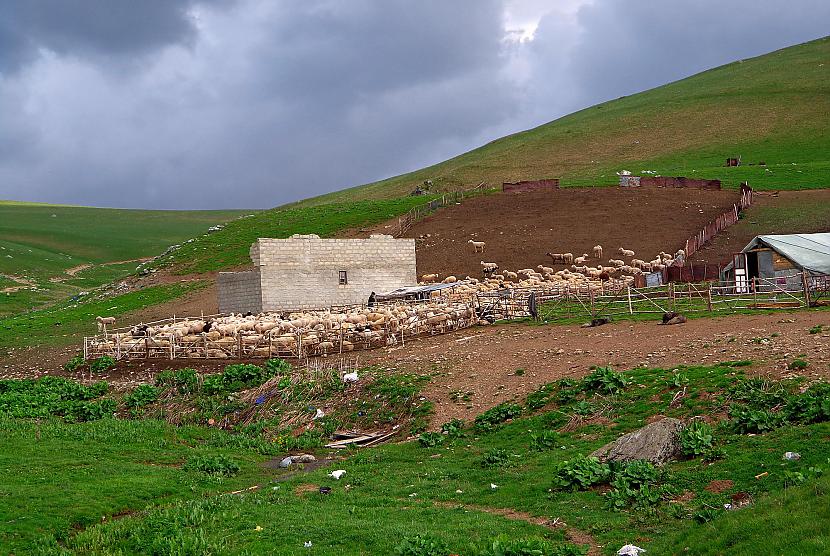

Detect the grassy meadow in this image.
[3,361,830,554]
[0,202,249,316]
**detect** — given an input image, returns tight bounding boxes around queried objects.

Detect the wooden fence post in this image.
[707,283,713,312]
[802,271,811,307]
[627,286,633,314]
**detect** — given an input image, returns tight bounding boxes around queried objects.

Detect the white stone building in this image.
[217,234,417,313]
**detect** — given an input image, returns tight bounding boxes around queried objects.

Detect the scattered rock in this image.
[591,418,684,465]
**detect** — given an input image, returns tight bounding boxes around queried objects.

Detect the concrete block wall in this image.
[217,270,262,314]
[256,234,416,311]
[218,234,417,312]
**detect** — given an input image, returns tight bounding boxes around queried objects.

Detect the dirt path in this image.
[0,273,37,293]
[359,310,830,425]
[433,500,600,555]
[49,257,155,283]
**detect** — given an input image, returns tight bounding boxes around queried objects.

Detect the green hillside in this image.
[310,36,830,204]
[0,202,250,316]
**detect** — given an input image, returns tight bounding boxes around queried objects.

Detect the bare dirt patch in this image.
[705,479,735,493]
[359,309,830,425]
[398,187,742,279]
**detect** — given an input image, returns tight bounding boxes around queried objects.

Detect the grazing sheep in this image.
[467,240,486,253]
[546,252,574,265]
[593,245,603,259]
[442,275,458,284]
[503,271,518,281]
[481,261,499,273]
[96,316,116,332]
[422,273,439,283]
[618,247,635,258]
[562,252,574,264]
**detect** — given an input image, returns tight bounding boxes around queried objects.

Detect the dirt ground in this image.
[400,187,743,279]
[358,309,830,425]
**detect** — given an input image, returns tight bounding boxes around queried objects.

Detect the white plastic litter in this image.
[783,451,801,460]
[329,469,346,480]
[304,541,313,548]
[490,483,498,490]
[313,408,326,420]
[278,456,293,468]
[342,371,359,384]
[618,545,646,556]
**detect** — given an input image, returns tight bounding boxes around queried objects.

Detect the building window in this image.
[338,270,348,285]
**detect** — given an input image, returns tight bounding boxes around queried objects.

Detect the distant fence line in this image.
[681,184,753,259]
[394,183,489,237]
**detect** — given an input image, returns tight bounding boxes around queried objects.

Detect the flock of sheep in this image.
[87,302,479,360]
[419,241,685,297]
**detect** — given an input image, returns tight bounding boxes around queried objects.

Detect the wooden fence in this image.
[682,185,753,258]
[394,183,489,237]
[477,271,824,323]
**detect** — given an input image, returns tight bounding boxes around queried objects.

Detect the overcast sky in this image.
[1,1,828,209]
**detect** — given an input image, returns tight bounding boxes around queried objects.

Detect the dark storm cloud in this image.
[0,0,827,209]
[553,0,830,110]
[0,0,214,73]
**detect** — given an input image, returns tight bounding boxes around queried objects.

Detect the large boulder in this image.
[591,418,683,465]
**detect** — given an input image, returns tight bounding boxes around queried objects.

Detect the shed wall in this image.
[217,270,262,314]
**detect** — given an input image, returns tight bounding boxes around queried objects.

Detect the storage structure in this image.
[722,233,830,291]
[218,234,417,312]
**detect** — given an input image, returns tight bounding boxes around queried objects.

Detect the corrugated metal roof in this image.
[376,281,468,299]
[728,233,830,274]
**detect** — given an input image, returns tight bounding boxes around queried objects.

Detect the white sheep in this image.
[619,247,635,258]
[96,316,116,332]
[608,259,625,267]
[421,273,439,283]
[574,254,589,265]
[503,271,518,280]
[481,261,499,273]
[537,264,554,275]
[467,240,486,253]
[593,245,603,259]
[442,275,458,284]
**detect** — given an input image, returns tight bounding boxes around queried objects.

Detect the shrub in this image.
[582,366,627,395]
[265,358,291,375]
[440,418,465,438]
[788,358,809,371]
[89,355,116,373]
[394,535,450,556]
[124,384,161,410]
[476,535,587,556]
[605,460,663,511]
[201,364,272,395]
[183,454,240,476]
[784,382,830,424]
[474,403,522,433]
[480,448,513,468]
[62,399,117,422]
[552,455,611,491]
[156,368,199,394]
[729,406,786,433]
[418,432,445,448]
[63,354,85,372]
[530,429,560,451]
[525,383,556,410]
[680,420,714,457]
[809,324,823,335]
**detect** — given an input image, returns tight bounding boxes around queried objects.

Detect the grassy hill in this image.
[308,36,830,204]
[0,202,250,316]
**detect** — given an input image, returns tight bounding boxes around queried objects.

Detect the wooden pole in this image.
[707,283,713,312]
[627,286,633,314]
[802,271,811,307]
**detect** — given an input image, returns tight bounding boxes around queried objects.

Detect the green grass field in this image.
[4,362,830,554]
[0,202,249,316]
[305,36,830,205]
[0,282,205,352]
